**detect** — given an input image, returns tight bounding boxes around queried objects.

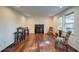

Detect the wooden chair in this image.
[17,27,24,43]
[55,31,72,51]
[64,31,72,51]
[58,30,62,37]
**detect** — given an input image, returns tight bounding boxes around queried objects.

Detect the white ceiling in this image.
[14,6,70,17]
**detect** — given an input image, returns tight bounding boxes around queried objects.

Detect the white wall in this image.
[56,7,79,51]
[0,7,27,51]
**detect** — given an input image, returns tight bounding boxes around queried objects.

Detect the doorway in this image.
[35,24,44,34]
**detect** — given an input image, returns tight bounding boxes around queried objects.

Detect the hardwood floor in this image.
[2,34,78,52]
[23,34,56,52]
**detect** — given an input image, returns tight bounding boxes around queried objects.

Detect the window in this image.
[64,13,74,32]
[57,17,63,30]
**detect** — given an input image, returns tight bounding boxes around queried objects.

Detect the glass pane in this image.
[57,17,63,30]
[65,14,74,23]
[65,24,74,28]
[65,13,74,32]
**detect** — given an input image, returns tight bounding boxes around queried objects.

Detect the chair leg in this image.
[65,45,68,52]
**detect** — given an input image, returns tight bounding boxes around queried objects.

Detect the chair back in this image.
[17,27,24,32]
[59,30,62,37]
[65,31,72,40]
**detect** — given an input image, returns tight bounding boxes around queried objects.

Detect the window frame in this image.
[64,12,74,33]
[57,16,63,30]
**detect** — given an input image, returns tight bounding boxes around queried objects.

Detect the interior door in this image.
[35,24,44,34]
